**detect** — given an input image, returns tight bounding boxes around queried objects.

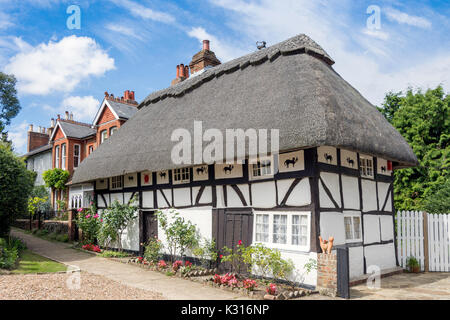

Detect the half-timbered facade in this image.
[71,34,418,288]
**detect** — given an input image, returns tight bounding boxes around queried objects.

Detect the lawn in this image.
[12,250,67,274]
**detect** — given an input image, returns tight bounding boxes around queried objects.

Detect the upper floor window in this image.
[173,168,190,184]
[359,155,374,178]
[55,145,60,168]
[61,144,66,170]
[111,175,123,190]
[110,126,118,136]
[100,130,107,144]
[74,144,80,168]
[88,145,94,155]
[250,156,273,180]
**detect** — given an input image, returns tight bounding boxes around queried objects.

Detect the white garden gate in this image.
[396,211,450,272]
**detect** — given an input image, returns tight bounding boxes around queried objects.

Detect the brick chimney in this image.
[105,90,138,105]
[171,64,190,86]
[27,124,50,153]
[189,39,221,75]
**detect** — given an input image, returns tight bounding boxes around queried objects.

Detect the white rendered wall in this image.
[320,211,346,246]
[349,246,364,278]
[251,181,277,208]
[365,243,396,270]
[342,175,360,210]
[319,172,341,208]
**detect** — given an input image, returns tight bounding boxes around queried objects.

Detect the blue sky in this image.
[1,0,449,154]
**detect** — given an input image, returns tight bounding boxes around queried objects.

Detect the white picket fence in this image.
[396,211,450,272]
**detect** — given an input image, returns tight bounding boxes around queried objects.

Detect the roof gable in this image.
[50,123,66,141]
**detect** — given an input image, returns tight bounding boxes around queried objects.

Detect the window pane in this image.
[344,217,353,240]
[353,217,361,239]
[256,214,269,242]
[292,215,308,246]
[273,215,287,244]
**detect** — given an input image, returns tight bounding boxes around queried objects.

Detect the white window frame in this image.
[359,155,374,178]
[172,167,190,184]
[73,144,81,168]
[253,211,311,252]
[61,144,66,170]
[100,130,107,144]
[110,126,118,136]
[249,155,274,181]
[110,175,123,190]
[55,145,60,168]
[344,213,362,243]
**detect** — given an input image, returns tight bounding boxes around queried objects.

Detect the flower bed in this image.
[127,257,217,278]
[203,274,314,300]
[81,243,102,253]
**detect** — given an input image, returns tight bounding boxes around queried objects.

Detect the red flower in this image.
[219,255,223,260]
[238,240,243,246]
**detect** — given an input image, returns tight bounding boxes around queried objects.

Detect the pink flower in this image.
[100,218,103,222]
[93,214,99,219]
[77,208,83,212]
[86,214,91,218]
[238,240,243,246]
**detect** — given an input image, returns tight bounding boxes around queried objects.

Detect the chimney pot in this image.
[65,111,69,120]
[203,40,210,51]
[51,118,55,128]
[29,124,33,132]
[124,90,130,100]
[57,114,61,121]
[185,65,189,78]
[130,91,135,101]
[176,65,180,78]
[70,112,73,121]
[105,91,109,98]
[180,64,185,78]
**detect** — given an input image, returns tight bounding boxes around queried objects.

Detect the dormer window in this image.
[250,156,273,180]
[100,130,107,144]
[111,175,123,190]
[173,168,190,184]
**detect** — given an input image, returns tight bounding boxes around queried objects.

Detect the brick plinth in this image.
[317,253,337,297]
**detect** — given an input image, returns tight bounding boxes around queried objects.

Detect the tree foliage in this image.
[378,86,449,212]
[0,144,35,236]
[99,196,138,251]
[0,72,21,135]
[42,168,70,190]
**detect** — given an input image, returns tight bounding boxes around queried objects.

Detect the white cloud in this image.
[105,23,143,40]
[109,0,175,24]
[44,96,101,122]
[385,7,432,29]
[207,0,449,106]
[4,35,115,95]
[362,29,390,41]
[8,121,29,153]
[187,27,247,62]
[0,12,13,30]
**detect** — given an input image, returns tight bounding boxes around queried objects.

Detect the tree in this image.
[423,178,450,214]
[42,168,70,191]
[29,186,51,212]
[378,86,449,212]
[0,72,21,135]
[0,144,35,236]
[99,196,138,251]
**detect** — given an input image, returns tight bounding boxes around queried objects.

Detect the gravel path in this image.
[0,272,164,300]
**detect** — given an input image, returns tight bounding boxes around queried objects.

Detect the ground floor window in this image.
[254,211,310,251]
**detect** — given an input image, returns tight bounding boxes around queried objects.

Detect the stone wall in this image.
[317,253,337,297]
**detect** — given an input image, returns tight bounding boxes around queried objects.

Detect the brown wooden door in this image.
[213,208,254,274]
[140,211,158,255]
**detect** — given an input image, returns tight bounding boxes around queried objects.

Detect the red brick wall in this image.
[98,105,116,124]
[97,119,124,146]
[317,253,337,297]
[27,131,49,152]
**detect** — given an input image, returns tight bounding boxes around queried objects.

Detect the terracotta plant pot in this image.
[411,266,420,273]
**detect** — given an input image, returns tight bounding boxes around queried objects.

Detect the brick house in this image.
[24,91,139,211]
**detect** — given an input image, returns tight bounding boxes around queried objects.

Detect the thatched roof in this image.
[72,34,417,184]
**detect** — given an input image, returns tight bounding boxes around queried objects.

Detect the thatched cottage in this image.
[71,34,417,287]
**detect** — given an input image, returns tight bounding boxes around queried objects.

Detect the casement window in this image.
[254,212,310,251]
[172,168,190,184]
[255,214,269,242]
[55,145,60,168]
[110,175,123,190]
[74,144,80,168]
[100,130,107,144]
[344,215,362,242]
[61,144,66,170]
[359,155,374,178]
[88,145,94,155]
[250,156,274,180]
[110,126,118,136]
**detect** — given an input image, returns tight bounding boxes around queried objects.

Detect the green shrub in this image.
[32,229,38,234]
[48,232,58,240]
[77,205,101,245]
[0,236,26,269]
[99,250,130,258]
[144,238,163,263]
[56,234,69,243]
[36,229,48,237]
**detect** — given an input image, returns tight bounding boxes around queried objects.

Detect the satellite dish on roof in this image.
[256,41,266,50]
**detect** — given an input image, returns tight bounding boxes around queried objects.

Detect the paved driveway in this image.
[10,229,247,300]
